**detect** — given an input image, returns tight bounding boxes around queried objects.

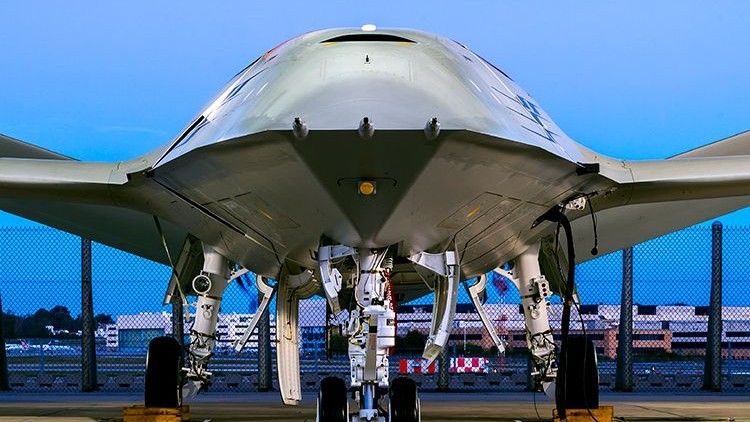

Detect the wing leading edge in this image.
[571,131,750,262]
[0,133,185,264]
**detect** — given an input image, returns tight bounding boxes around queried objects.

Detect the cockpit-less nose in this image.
[2,26,750,422]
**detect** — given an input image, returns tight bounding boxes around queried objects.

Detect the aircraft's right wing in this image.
[571,130,750,262]
[0,133,186,264]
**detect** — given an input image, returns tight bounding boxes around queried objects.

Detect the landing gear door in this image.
[276,269,314,406]
[464,274,506,353]
[409,250,459,363]
[163,236,203,305]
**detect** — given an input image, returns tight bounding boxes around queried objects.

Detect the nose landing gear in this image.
[389,377,420,422]
[317,377,349,422]
[315,376,421,422]
[315,243,438,422]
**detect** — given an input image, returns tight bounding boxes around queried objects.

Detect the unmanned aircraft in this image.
[2,26,748,422]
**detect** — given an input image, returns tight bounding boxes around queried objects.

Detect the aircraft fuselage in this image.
[144,27,611,277]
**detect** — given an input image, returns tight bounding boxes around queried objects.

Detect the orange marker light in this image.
[358,180,377,196]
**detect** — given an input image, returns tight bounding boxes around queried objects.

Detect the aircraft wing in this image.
[571,131,750,262]
[0,133,185,264]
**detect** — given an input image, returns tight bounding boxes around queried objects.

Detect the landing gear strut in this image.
[181,244,232,398]
[148,242,234,404]
[494,243,557,395]
[496,242,600,412]
[315,245,451,422]
[345,248,395,422]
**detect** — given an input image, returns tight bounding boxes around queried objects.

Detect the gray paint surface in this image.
[0,27,748,286]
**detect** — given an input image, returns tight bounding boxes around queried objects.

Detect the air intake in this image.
[321,34,416,43]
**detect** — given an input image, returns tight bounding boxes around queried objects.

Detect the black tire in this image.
[558,335,599,409]
[390,377,420,422]
[144,336,182,408]
[317,376,348,422]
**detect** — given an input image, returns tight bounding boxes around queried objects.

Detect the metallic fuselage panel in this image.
[147,28,614,276]
[153,129,610,276]
[155,28,588,167]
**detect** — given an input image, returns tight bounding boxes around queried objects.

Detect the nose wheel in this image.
[389,377,420,422]
[316,376,421,422]
[317,377,349,422]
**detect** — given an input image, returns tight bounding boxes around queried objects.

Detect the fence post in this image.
[616,247,634,391]
[80,237,98,392]
[703,221,723,391]
[437,348,449,391]
[257,287,272,391]
[0,293,10,391]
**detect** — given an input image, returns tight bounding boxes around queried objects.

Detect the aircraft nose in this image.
[229,42,492,135]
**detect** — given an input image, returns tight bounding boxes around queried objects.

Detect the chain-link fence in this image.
[1,223,748,393]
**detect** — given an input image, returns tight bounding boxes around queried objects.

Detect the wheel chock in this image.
[553,406,614,422]
[123,405,190,422]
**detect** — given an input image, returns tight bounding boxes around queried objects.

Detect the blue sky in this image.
[1,1,749,226]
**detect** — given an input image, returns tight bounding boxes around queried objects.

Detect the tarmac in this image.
[0,391,748,422]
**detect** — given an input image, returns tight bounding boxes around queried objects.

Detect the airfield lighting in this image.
[358,180,377,196]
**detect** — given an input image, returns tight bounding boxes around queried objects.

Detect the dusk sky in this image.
[1,1,749,226]
[3,225,749,315]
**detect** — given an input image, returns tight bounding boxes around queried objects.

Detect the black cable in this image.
[551,207,599,422]
[586,194,600,256]
[536,206,577,420]
[543,208,576,421]
[532,389,543,421]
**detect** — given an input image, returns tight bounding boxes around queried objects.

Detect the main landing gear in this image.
[145,241,250,407]
[495,242,600,411]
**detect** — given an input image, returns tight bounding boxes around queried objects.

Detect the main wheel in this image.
[390,377,420,422]
[144,336,182,408]
[317,376,348,422]
[558,334,599,409]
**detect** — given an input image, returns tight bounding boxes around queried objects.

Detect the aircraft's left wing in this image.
[0,133,186,264]
[571,131,750,262]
